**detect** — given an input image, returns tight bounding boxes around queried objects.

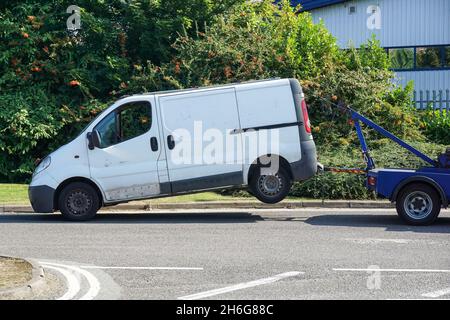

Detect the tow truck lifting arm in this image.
[348,108,438,170]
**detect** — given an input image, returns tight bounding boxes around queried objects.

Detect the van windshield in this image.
[77,107,110,137]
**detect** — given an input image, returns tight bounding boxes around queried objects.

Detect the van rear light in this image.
[368,176,377,186]
[301,99,311,134]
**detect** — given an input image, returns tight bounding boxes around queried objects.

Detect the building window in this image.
[386,45,450,71]
[416,47,442,69]
[445,46,450,67]
[389,48,414,70]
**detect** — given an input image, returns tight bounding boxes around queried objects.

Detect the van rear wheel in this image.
[250,166,292,204]
[58,182,99,221]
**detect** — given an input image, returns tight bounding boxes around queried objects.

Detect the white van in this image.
[29,78,317,220]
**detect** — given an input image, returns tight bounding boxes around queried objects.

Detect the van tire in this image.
[396,183,441,226]
[250,166,292,204]
[58,182,99,221]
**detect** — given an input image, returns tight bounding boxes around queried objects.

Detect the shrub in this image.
[161,0,339,87]
[421,109,450,145]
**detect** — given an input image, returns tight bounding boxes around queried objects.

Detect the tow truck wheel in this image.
[58,182,99,221]
[396,183,441,226]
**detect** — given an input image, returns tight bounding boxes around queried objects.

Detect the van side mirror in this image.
[87,131,101,150]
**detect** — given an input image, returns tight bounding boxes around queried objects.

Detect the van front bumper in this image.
[28,185,55,213]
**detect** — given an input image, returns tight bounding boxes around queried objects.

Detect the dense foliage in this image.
[0,0,242,181]
[421,109,450,145]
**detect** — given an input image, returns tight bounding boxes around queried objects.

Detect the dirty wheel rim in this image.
[258,174,282,196]
[67,189,92,215]
[403,191,433,220]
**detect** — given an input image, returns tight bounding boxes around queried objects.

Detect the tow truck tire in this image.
[58,182,99,221]
[250,166,292,204]
[396,183,441,226]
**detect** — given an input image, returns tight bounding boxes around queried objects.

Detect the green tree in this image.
[0,0,242,181]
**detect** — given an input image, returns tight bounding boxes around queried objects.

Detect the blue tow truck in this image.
[326,106,450,226]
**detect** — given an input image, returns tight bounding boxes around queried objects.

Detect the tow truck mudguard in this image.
[391,176,449,208]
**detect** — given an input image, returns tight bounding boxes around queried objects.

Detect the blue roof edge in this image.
[291,0,348,12]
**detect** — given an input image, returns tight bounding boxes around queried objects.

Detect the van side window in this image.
[120,102,152,142]
[94,101,152,148]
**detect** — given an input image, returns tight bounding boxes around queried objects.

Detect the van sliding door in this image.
[159,88,243,193]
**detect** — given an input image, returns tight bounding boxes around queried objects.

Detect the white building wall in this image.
[309,0,450,48]
[308,0,450,94]
[395,70,450,100]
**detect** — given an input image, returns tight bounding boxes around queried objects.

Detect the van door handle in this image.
[167,135,175,150]
[150,137,158,152]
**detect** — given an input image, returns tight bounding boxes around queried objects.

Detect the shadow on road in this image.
[1,211,449,233]
[305,214,450,234]
[0,212,264,224]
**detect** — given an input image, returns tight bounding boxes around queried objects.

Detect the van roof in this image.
[133,78,283,98]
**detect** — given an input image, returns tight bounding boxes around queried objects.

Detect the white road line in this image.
[422,288,450,298]
[42,262,101,300]
[178,271,303,300]
[42,265,80,300]
[80,266,203,270]
[333,268,450,273]
[345,238,411,244]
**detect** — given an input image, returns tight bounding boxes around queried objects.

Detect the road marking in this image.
[41,262,101,300]
[334,268,450,273]
[42,265,80,300]
[80,266,203,271]
[345,238,411,244]
[422,288,450,298]
[178,271,303,300]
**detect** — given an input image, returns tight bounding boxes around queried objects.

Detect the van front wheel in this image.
[250,166,292,204]
[58,182,99,221]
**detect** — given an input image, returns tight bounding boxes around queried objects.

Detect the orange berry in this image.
[22,32,29,39]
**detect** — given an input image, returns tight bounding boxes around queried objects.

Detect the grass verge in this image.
[0,257,33,290]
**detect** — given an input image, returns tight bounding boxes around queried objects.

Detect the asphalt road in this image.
[0,208,449,300]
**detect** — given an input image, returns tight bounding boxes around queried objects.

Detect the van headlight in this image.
[33,157,51,176]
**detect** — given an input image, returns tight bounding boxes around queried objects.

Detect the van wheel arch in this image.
[247,155,293,184]
[54,177,103,211]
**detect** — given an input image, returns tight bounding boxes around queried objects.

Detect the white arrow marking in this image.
[178,271,303,300]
